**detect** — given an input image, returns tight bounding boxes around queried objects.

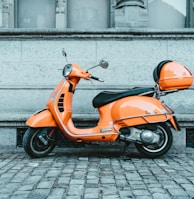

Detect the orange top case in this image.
[154,61,193,91]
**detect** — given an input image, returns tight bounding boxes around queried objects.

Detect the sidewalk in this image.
[0,146,194,199]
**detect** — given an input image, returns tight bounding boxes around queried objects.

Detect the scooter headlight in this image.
[63,64,72,77]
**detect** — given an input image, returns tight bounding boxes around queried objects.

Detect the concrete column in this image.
[0,0,14,28]
[186,0,194,28]
[110,0,116,27]
[114,0,148,28]
[56,0,67,28]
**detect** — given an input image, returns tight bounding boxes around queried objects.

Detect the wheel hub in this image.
[140,130,160,144]
[38,134,49,145]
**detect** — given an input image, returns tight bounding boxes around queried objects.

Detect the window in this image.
[148,0,186,28]
[67,0,110,29]
[14,0,111,29]
[15,0,56,28]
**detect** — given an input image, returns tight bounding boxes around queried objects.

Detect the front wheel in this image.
[23,127,58,158]
[135,123,173,158]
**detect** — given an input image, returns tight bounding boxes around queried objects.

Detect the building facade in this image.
[0,0,194,150]
[0,0,192,29]
[0,0,194,29]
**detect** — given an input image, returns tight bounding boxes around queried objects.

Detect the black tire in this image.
[135,123,173,158]
[23,127,58,158]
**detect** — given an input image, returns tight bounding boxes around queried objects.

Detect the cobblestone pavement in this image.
[0,146,194,199]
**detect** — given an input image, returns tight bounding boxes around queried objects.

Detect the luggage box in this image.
[153,60,193,91]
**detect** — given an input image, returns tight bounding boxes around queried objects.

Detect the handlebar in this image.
[90,76,104,82]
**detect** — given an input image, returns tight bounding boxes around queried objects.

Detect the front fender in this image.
[26,109,57,128]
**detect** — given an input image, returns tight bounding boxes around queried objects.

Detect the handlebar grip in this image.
[90,76,104,82]
[91,76,99,80]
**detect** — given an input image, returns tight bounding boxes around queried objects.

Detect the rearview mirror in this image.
[99,60,109,69]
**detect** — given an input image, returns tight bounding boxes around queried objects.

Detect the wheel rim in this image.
[30,128,56,155]
[141,125,168,153]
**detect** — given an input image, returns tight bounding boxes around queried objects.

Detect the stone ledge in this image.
[0,113,193,128]
[0,28,194,39]
[0,113,99,127]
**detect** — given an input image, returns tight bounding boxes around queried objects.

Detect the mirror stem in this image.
[86,64,100,72]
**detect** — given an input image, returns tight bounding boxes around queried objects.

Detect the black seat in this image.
[92,87,154,108]
[153,60,172,82]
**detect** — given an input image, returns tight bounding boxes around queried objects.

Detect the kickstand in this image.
[122,142,131,160]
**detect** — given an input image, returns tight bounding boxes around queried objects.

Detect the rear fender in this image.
[168,116,180,131]
[26,109,57,128]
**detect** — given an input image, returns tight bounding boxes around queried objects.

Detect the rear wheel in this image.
[135,123,173,158]
[23,127,58,158]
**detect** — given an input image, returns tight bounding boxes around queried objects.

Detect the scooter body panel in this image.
[111,96,172,127]
[43,79,119,142]
[26,109,57,127]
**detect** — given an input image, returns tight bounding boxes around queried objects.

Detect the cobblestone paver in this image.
[0,147,194,199]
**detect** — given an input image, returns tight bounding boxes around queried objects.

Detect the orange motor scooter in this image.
[23,51,193,158]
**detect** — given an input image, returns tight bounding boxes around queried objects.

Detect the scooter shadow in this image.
[52,145,145,160]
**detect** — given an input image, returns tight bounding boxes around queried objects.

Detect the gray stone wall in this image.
[0,29,194,148]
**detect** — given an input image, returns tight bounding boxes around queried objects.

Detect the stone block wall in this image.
[0,29,194,149]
